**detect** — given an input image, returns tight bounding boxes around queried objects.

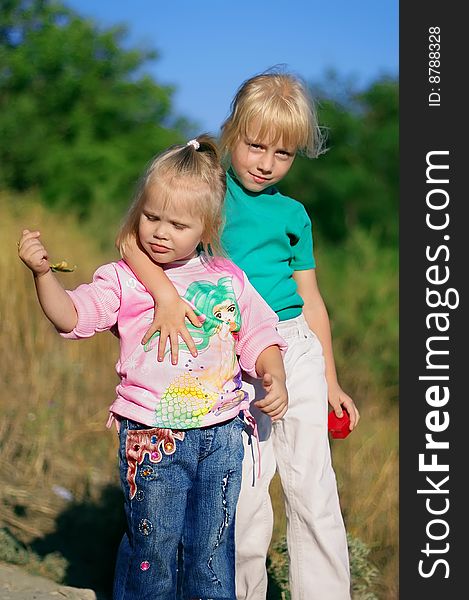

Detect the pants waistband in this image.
[112,415,238,432]
[276,313,310,340]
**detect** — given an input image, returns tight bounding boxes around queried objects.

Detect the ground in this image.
[0,563,106,600]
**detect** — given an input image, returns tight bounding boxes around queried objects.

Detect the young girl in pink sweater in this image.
[121,73,360,600]
[18,135,288,600]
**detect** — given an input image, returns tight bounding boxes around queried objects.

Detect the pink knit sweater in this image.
[61,255,287,429]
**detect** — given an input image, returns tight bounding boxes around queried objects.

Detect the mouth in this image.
[149,243,171,253]
[249,172,271,184]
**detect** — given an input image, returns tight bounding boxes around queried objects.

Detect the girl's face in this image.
[138,194,204,264]
[230,127,296,193]
[213,300,237,329]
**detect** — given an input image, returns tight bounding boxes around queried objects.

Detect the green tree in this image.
[279,73,398,245]
[0,0,185,217]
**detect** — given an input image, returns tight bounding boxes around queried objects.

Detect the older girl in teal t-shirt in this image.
[125,71,360,600]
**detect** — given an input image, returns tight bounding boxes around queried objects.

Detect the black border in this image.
[400,3,466,596]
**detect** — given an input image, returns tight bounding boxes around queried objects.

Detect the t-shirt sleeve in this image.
[235,272,288,378]
[60,263,121,339]
[290,206,316,270]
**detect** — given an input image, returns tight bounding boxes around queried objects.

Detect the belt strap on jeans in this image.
[244,409,261,482]
[106,412,119,431]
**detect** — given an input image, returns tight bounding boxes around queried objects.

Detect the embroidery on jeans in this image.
[140,464,157,481]
[207,469,234,583]
[140,560,150,571]
[138,518,153,536]
[125,428,185,499]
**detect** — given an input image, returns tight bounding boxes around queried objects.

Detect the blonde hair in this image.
[116,135,226,257]
[220,68,325,158]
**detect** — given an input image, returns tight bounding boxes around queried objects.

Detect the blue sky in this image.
[64,0,398,134]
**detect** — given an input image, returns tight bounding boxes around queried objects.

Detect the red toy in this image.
[328,408,351,439]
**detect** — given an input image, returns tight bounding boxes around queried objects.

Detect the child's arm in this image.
[17,230,78,332]
[293,268,360,431]
[254,345,288,421]
[123,236,201,364]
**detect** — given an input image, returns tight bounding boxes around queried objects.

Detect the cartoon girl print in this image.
[144,276,241,355]
[144,277,246,426]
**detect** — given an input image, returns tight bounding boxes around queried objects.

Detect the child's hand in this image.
[328,382,360,431]
[254,373,288,421]
[17,230,51,278]
[142,295,203,365]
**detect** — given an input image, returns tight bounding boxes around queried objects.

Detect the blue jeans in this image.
[113,416,245,600]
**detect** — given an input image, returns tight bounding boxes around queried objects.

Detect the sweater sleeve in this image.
[235,272,288,378]
[60,263,121,339]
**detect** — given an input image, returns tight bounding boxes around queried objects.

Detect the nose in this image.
[256,151,274,174]
[153,221,169,240]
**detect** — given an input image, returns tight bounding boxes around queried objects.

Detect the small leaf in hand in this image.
[50,260,77,273]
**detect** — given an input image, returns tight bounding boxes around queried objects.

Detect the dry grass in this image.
[0,194,398,597]
[0,194,120,534]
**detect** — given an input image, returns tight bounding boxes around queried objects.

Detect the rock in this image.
[0,562,103,600]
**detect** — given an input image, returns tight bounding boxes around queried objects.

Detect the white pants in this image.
[235,314,351,600]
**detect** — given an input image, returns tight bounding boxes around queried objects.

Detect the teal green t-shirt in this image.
[221,170,316,321]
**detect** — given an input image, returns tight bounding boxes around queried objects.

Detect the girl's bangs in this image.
[242,104,307,151]
[146,176,209,219]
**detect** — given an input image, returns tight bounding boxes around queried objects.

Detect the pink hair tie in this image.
[186,139,200,150]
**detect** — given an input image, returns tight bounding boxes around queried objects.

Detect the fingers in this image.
[160,329,195,364]
[179,325,198,358]
[254,395,286,413]
[271,404,288,421]
[157,330,169,362]
[340,398,360,430]
[185,306,203,328]
[255,390,288,420]
[141,322,160,345]
[348,404,360,430]
[168,331,180,365]
[17,229,39,252]
[255,399,288,420]
[17,230,50,274]
[333,404,344,418]
[142,299,201,360]
[256,373,288,420]
[262,373,273,389]
[145,323,198,363]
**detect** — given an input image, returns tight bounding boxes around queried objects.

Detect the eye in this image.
[172,223,187,231]
[228,304,235,313]
[276,150,293,159]
[249,143,263,150]
[214,311,222,319]
[145,213,159,222]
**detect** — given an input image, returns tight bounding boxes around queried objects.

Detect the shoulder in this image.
[271,193,313,245]
[79,262,122,298]
[90,262,120,281]
[90,261,143,293]
[206,256,244,279]
[67,262,123,311]
[112,260,150,293]
[275,189,310,221]
[91,260,134,281]
[204,256,246,292]
[271,187,311,223]
[113,259,138,280]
